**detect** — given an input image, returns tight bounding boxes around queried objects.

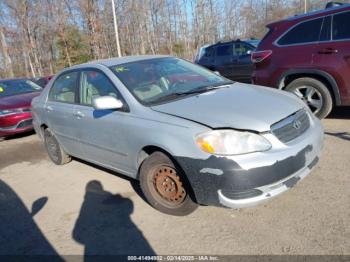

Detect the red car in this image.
[252,3,350,119]
[0,79,42,137]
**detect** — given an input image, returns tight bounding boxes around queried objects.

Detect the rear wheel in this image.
[139,152,198,216]
[44,128,71,165]
[285,77,333,119]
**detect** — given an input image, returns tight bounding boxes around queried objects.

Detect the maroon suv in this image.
[252,4,350,118]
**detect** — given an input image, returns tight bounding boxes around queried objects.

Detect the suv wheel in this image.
[139,152,198,216]
[285,77,333,119]
[44,128,71,165]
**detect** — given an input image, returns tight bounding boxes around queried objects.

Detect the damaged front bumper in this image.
[176,116,323,208]
[217,156,319,208]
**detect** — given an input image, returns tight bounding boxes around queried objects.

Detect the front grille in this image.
[17,119,33,128]
[271,110,310,143]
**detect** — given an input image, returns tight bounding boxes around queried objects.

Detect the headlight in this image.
[0,109,25,116]
[195,130,271,155]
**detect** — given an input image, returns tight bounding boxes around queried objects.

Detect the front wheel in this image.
[139,152,198,216]
[285,77,333,119]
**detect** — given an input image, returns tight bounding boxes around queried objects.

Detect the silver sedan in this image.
[32,56,324,216]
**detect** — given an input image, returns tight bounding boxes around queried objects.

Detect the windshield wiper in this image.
[148,92,189,105]
[148,81,233,105]
[175,81,233,95]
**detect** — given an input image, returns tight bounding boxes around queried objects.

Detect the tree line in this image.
[0,0,345,79]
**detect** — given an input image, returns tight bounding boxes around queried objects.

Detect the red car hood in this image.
[0,92,41,110]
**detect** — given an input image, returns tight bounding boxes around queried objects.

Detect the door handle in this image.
[73,111,85,119]
[46,106,53,112]
[318,48,338,54]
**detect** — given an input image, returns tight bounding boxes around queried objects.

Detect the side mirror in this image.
[92,96,124,110]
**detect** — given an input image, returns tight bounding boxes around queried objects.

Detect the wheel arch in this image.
[277,69,341,105]
[137,145,178,178]
[37,123,48,139]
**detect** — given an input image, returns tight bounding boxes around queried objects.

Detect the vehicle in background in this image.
[252,3,350,119]
[0,79,42,137]
[194,40,256,83]
[32,56,323,216]
[31,75,54,88]
[245,38,261,48]
[193,44,210,63]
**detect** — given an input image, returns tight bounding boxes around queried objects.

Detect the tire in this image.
[139,152,198,216]
[285,77,333,119]
[44,128,71,165]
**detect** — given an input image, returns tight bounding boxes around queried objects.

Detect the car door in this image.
[313,12,350,105]
[45,71,82,156]
[214,43,237,80]
[276,17,323,70]
[233,42,255,83]
[73,69,133,174]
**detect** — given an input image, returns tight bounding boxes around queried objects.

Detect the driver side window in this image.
[79,70,121,106]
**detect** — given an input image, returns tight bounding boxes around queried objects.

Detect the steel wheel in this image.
[152,166,186,205]
[139,151,198,216]
[293,85,323,115]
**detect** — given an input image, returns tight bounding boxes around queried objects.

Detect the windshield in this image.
[110,57,232,105]
[0,79,42,98]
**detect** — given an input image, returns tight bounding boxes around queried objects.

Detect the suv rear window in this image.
[332,11,350,40]
[278,18,323,45]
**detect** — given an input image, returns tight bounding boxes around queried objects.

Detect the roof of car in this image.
[80,55,172,68]
[267,3,350,27]
[203,39,255,49]
[287,3,350,21]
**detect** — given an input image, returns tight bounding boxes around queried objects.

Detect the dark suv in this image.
[195,40,256,83]
[252,4,350,119]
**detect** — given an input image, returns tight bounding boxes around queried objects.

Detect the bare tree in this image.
[1,0,346,79]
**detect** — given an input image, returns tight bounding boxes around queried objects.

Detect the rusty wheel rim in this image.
[152,166,186,205]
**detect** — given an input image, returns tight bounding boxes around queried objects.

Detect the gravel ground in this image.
[0,107,349,256]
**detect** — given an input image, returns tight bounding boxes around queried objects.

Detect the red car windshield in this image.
[0,80,42,98]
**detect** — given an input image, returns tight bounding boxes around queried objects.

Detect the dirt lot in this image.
[0,108,349,256]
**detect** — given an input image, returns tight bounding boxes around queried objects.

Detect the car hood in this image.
[151,83,304,132]
[0,92,41,111]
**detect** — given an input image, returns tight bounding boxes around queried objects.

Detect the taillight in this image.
[251,50,272,63]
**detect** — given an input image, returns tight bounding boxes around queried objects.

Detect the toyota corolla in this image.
[32,56,323,216]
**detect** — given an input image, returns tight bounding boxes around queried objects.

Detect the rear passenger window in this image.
[216,45,232,56]
[49,72,78,103]
[320,16,331,41]
[278,18,323,45]
[332,11,350,40]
